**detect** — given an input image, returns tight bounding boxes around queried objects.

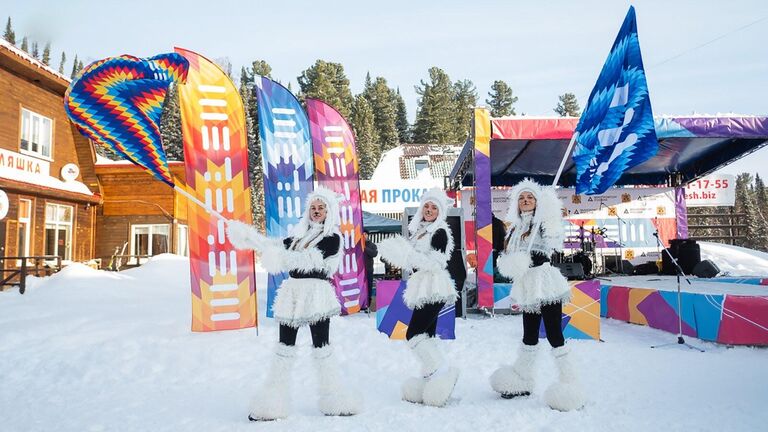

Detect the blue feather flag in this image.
[573,6,659,195]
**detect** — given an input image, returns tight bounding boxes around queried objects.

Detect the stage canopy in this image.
[449,116,768,188]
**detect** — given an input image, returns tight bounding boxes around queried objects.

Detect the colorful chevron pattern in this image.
[64,53,189,186]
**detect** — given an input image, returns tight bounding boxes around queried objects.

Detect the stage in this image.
[599,276,768,346]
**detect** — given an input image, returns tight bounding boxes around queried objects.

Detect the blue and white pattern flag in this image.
[573,6,659,195]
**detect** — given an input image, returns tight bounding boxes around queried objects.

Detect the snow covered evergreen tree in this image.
[58,52,66,74]
[159,84,184,161]
[350,94,379,179]
[42,42,51,65]
[362,75,399,153]
[452,79,477,142]
[554,93,580,117]
[486,80,518,117]
[413,67,456,144]
[393,88,411,144]
[3,17,14,44]
[297,60,354,119]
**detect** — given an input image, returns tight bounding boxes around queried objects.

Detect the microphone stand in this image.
[650,229,704,352]
[600,202,627,274]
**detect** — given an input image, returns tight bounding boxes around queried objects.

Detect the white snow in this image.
[1,253,767,432]
[699,241,768,277]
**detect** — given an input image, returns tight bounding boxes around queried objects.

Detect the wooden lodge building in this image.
[0,38,189,286]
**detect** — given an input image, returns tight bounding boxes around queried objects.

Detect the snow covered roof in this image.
[0,38,71,91]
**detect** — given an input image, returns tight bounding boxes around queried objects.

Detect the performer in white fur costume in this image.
[489,179,586,411]
[226,186,359,421]
[377,188,459,407]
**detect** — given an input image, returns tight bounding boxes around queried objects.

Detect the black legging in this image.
[279,319,330,348]
[405,302,444,340]
[522,302,565,348]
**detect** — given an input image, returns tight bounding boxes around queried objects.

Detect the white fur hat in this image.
[505,178,564,239]
[292,186,342,238]
[408,187,453,234]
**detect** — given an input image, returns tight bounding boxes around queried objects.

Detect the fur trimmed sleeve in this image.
[377,236,415,271]
[226,220,268,251]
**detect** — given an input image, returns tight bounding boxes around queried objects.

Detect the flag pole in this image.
[552,131,579,187]
[173,185,228,222]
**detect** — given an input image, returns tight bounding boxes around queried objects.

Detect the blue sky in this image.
[5,0,768,178]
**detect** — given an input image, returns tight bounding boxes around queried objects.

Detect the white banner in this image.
[360,179,442,213]
[0,148,51,182]
[684,174,735,207]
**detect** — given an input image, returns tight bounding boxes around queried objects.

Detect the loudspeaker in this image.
[633,261,659,275]
[605,256,634,275]
[662,239,701,275]
[555,262,585,280]
[692,259,720,278]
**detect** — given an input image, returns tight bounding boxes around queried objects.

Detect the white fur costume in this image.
[377,187,458,309]
[490,179,585,412]
[227,186,343,327]
[496,179,571,313]
[227,187,360,419]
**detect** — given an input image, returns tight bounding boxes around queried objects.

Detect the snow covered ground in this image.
[1,254,767,432]
[699,241,768,276]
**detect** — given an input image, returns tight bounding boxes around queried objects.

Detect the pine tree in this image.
[42,42,51,65]
[70,55,79,78]
[58,52,66,74]
[31,41,39,59]
[486,80,518,117]
[752,173,768,251]
[3,17,15,44]
[393,88,411,144]
[554,92,581,117]
[362,76,399,152]
[251,60,272,78]
[241,59,273,230]
[159,84,184,161]
[452,79,477,142]
[413,67,456,144]
[297,60,354,118]
[20,36,28,52]
[735,173,761,250]
[350,94,379,179]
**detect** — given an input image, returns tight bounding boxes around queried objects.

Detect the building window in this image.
[44,203,73,260]
[177,224,189,257]
[17,199,32,262]
[414,159,429,175]
[130,224,170,262]
[20,108,53,159]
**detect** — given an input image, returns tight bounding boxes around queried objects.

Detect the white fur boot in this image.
[248,343,296,421]
[312,345,361,416]
[407,335,459,407]
[544,344,585,411]
[402,335,428,403]
[490,343,538,398]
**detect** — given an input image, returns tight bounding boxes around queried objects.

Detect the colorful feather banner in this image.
[64,53,189,186]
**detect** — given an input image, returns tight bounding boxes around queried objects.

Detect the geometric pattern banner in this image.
[254,77,315,318]
[306,99,367,314]
[64,53,189,186]
[176,47,257,332]
[376,280,455,340]
[473,108,494,308]
[601,284,768,346]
